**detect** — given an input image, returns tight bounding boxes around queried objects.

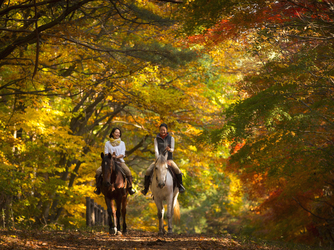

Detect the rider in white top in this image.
[104,140,126,162]
[94,128,136,195]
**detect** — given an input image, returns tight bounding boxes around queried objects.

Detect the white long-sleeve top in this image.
[104,140,126,163]
[154,136,174,159]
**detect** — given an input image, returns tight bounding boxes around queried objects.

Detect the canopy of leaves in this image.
[0,0,241,237]
[182,0,334,246]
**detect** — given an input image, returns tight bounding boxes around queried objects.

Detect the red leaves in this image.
[187,18,238,46]
[187,0,334,47]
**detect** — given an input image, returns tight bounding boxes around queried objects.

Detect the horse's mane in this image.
[102,154,120,173]
[105,157,123,176]
[156,154,167,166]
[101,153,125,190]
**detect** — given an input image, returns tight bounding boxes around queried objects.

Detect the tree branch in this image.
[32,0,39,79]
[293,197,333,221]
[126,135,149,156]
[0,0,91,60]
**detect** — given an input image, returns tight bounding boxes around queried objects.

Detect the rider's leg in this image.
[168,160,186,193]
[141,162,154,195]
[119,162,136,195]
[127,176,135,195]
[94,166,102,195]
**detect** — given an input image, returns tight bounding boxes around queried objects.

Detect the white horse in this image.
[150,153,180,235]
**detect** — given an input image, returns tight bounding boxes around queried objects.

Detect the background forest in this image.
[1,0,334,247]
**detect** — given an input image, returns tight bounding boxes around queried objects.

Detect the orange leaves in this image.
[232,141,245,154]
[187,18,238,47]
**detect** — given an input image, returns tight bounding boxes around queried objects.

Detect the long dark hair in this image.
[109,127,122,138]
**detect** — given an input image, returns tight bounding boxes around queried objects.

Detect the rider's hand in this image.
[116,154,124,159]
[166,146,171,152]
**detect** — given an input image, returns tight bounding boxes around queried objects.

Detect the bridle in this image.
[102,156,114,187]
[154,150,168,188]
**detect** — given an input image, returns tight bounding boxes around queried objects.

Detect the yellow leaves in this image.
[106,96,113,101]
[183,124,202,136]
[0,151,11,167]
[19,106,55,133]
[1,0,242,233]
[0,104,87,170]
[225,174,244,214]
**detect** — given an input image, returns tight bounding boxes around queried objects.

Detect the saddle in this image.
[113,159,126,178]
[98,159,126,186]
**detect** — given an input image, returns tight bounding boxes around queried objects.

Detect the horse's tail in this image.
[173,200,181,223]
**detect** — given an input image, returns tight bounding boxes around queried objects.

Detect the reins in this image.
[154,148,168,165]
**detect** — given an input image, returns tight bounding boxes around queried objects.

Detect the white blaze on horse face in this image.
[155,162,168,188]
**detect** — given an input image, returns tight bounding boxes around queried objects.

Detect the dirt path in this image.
[0,229,289,249]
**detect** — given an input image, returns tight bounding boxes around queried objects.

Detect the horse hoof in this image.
[158,232,164,236]
[167,231,173,236]
[116,231,122,236]
[109,227,117,235]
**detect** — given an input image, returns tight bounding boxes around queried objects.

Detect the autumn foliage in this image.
[183,0,334,246]
[1,0,334,247]
[0,0,237,239]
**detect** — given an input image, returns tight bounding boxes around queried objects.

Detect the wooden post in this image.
[97,205,101,225]
[104,209,108,226]
[93,202,97,226]
[86,197,108,227]
[86,197,91,227]
[90,198,95,226]
[102,208,108,226]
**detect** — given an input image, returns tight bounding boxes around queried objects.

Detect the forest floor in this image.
[0,228,319,250]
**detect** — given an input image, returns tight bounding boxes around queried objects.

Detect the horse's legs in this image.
[104,197,116,235]
[121,197,128,233]
[108,199,117,235]
[154,199,165,235]
[116,199,121,233]
[166,195,174,234]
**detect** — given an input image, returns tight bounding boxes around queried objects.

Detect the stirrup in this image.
[128,188,136,195]
[178,184,185,193]
[141,188,149,196]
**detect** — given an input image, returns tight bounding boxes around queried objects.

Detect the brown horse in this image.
[100,152,128,235]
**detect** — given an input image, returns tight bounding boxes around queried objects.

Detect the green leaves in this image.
[0,0,237,231]
[181,0,334,245]
[125,42,197,68]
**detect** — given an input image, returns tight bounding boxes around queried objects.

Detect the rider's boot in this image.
[127,175,136,195]
[94,174,101,195]
[141,175,151,195]
[176,173,186,193]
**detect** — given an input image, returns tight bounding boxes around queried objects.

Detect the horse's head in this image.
[101,152,114,187]
[154,154,168,189]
